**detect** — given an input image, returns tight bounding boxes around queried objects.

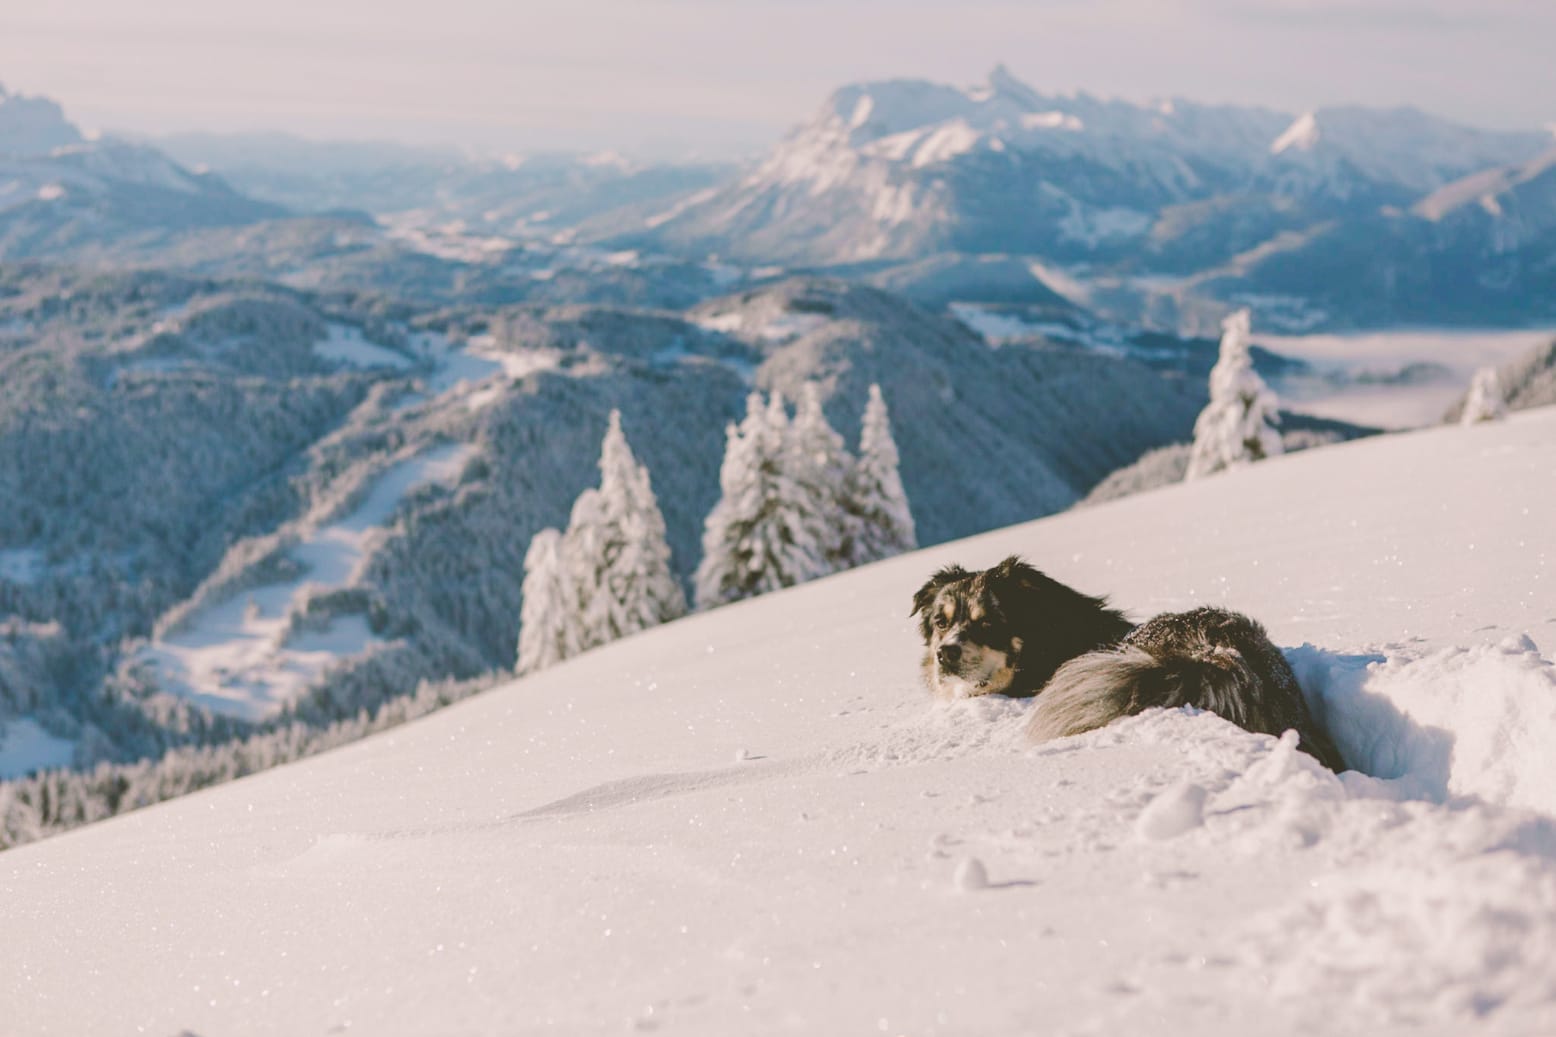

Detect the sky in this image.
[1,0,1552,159]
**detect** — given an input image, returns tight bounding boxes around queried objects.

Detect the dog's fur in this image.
[911,556,1344,771]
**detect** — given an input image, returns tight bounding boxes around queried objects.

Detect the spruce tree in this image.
[694,391,830,610]
[515,528,576,674]
[1461,366,1508,424]
[1185,309,1284,480]
[789,383,851,569]
[517,411,686,671]
[843,383,916,566]
[583,410,687,642]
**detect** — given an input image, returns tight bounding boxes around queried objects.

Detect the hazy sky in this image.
[1,0,1551,158]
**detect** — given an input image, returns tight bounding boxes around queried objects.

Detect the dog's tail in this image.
[1026,644,1264,743]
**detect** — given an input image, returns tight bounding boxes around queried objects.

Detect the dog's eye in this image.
[933,614,949,629]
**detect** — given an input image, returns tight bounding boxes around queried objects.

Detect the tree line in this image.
[517,382,915,673]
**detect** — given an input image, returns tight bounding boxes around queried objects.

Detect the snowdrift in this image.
[2,409,1555,1036]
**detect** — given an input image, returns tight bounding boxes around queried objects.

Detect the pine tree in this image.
[583,410,687,642]
[843,383,916,566]
[789,383,852,569]
[1461,366,1508,424]
[515,528,576,674]
[565,411,687,650]
[1185,309,1284,480]
[516,411,686,671]
[694,391,831,610]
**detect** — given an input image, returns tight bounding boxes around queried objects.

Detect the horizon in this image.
[2,1,1553,161]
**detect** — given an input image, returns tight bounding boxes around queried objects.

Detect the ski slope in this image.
[4,409,1556,1036]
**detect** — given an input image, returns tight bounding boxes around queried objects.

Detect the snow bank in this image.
[1292,635,1556,813]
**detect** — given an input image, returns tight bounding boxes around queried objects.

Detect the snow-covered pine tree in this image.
[842,383,916,566]
[1461,366,1508,424]
[566,411,687,650]
[789,383,852,570]
[694,391,831,610]
[515,528,576,674]
[1185,309,1284,480]
[586,410,687,642]
[559,487,607,649]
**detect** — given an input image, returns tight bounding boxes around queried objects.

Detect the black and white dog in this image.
[911,556,1344,771]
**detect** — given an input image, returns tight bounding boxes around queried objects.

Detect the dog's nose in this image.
[937,643,962,667]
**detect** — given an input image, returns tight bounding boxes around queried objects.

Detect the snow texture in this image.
[3,408,1556,1035]
[1186,308,1283,479]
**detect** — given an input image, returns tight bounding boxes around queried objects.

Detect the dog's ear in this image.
[910,565,968,616]
[992,555,1044,592]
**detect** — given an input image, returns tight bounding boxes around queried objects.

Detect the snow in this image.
[643,186,718,229]
[5,409,1556,1034]
[1056,202,1152,246]
[314,324,413,370]
[848,95,875,130]
[143,443,476,720]
[693,309,827,344]
[0,718,75,778]
[415,331,562,412]
[910,119,982,168]
[948,302,1047,344]
[1020,111,1084,132]
[1271,111,1321,154]
[1263,326,1555,429]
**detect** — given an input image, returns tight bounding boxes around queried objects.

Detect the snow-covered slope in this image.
[4,408,1555,1035]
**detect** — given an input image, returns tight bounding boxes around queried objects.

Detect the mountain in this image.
[614,67,1554,330]
[0,267,1203,775]
[0,87,285,256]
[0,83,83,155]
[156,130,735,241]
[1205,146,1556,327]
[3,406,1554,1034]
[629,67,1548,267]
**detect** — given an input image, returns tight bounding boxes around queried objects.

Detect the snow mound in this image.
[1241,849,1556,1025]
[1135,781,1208,840]
[1292,635,1556,814]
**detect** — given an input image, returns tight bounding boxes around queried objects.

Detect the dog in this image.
[911,556,1344,771]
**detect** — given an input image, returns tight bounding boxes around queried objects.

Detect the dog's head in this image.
[910,556,1039,700]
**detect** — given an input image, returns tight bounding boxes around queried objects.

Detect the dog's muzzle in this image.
[936,642,962,670]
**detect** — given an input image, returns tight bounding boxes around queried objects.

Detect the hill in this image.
[0,268,1202,774]
[2,406,1553,1035]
